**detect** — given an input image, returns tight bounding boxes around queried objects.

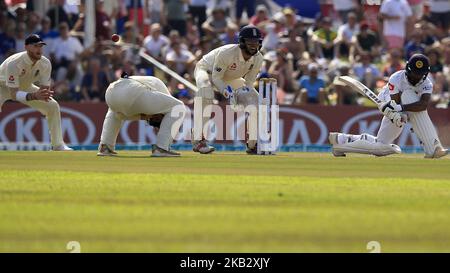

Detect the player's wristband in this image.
[15,91,28,102]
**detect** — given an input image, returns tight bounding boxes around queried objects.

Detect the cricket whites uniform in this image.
[331,70,446,158]
[100,76,186,151]
[0,51,66,147]
[193,44,263,146]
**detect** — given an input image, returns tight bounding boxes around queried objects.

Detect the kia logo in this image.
[280,107,328,145]
[0,107,96,145]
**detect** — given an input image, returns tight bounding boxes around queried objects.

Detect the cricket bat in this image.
[338,76,382,106]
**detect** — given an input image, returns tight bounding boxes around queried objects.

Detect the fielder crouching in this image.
[192,25,264,154]
[329,54,448,159]
[98,74,186,157]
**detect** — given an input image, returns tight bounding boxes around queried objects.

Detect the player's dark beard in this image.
[245,45,257,56]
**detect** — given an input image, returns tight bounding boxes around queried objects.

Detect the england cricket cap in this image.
[25,34,46,46]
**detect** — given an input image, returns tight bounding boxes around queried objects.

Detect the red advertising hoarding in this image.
[1,102,449,147]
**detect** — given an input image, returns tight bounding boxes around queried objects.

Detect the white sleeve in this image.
[211,50,230,92]
[387,73,401,95]
[39,60,52,86]
[420,77,433,95]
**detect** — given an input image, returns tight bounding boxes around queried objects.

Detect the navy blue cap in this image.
[25,34,46,46]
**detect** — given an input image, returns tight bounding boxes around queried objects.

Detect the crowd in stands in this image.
[0,0,449,108]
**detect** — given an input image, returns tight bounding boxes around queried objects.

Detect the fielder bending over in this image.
[97,75,186,157]
[193,25,264,154]
[329,54,448,158]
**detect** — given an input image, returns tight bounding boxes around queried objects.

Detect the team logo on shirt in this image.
[35,70,40,77]
[8,75,14,82]
[229,63,237,70]
[215,67,222,72]
[415,60,423,68]
[20,69,26,76]
[388,83,394,92]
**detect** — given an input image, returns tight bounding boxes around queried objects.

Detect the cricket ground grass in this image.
[0,151,449,252]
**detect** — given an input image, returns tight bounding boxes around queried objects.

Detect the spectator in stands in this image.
[219,23,239,45]
[25,11,40,36]
[143,23,169,62]
[332,0,360,23]
[380,0,413,50]
[161,29,188,59]
[268,48,297,100]
[282,7,299,32]
[312,17,337,60]
[352,51,382,90]
[95,0,112,40]
[404,28,426,59]
[294,63,327,105]
[428,0,450,37]
[81,58,109,102]
[188,0,207,37]
[408,0,424,20]
[249,5,270,36]
[185,15,200,49]
[280,29,306,69]
[335,12,359,59]
[202,6,232,38]
[194,36,213,61]
[426,47,447,106]
[46,0,78,29]
[0,24,16,61]
[51,22,85,75]
[235,0,255,26]
[36,16,59,58]
[15,22,26,52]
[332,63,358,105]
[163,0,187,36]
[165,41,196,76]
[262,12,285,52]
[350,21,381,62]
[146,0,164,26]
[53,60,83,102]
[382,49,405,79]
[121,21,144,44]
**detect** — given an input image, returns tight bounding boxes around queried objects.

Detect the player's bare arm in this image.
[399,93,430,112]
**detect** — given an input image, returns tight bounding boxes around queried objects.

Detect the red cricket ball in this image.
[111,34,120,42]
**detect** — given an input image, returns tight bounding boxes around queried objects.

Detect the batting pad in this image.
[333,133,401,156]
[408,111,443,156]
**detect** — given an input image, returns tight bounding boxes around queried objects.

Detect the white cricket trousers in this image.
[0,83,65,147]
[101,78,186,150]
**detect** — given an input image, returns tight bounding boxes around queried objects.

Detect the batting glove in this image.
[379,100,403,117]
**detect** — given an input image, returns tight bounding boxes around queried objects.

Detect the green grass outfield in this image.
[0,151,449,253]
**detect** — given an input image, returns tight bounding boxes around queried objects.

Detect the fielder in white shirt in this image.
[193,25,264,154]
[0,34,72,151]
[329,54,448,159]
[97,74,186,157]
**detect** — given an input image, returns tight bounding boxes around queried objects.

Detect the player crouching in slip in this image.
[192,25,264,154]
[329,54,448,158]
[97,74,186,157]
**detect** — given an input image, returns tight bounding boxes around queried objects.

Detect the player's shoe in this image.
[151,145,180,157]
[97,143,117,156]
[52,144,74,151]
[192,140,215,154]
[425,146,449,159]
[246,143,257,155]
[328,132,346,157]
